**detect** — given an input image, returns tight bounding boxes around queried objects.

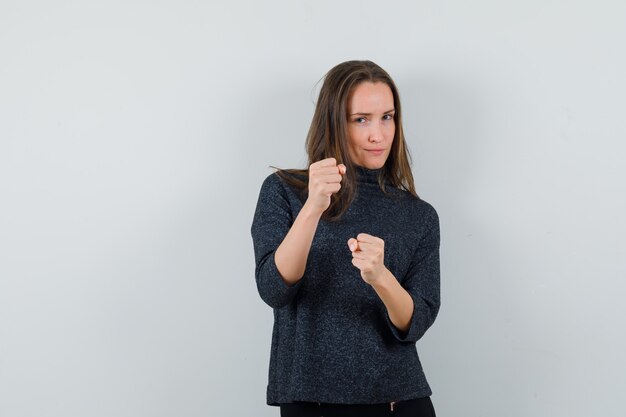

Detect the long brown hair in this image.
[276,60,418,221]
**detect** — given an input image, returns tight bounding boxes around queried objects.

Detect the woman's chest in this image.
[309,207,423,284]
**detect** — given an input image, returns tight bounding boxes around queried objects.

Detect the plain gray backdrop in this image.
[1,1,625,416]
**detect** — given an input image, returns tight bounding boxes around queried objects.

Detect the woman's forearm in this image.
[274,201,323,286]
[371,269,414,332]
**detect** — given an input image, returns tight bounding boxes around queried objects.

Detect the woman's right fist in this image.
[305,157,346,214]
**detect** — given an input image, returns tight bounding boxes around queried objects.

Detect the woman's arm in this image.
[273,202,323,285]
[274,158,346,285]
[348,212,440,340]
[348,234,414,332]
[370,269,414,332]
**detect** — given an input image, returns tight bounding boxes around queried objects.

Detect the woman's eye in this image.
[355,117,367,123]
[383,114,394,121]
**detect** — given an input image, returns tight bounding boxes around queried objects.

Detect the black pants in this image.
[280,396,436,417]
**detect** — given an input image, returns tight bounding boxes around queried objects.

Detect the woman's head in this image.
[278,60,418,221]
[306,60,411,177]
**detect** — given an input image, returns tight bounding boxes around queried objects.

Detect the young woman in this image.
[251,60,440,417]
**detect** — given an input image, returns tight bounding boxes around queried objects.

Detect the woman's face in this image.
[345,81,395,169]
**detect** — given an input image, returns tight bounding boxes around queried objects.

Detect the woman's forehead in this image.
[347,82,394,113]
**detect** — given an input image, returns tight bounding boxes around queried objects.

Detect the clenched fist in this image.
[348,233,388,285]
[305,157,346,215]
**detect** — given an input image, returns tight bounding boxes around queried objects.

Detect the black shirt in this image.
[251,166,440,405]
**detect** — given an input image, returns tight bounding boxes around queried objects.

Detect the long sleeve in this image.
[251,174,302,309]
[384,203,441,344]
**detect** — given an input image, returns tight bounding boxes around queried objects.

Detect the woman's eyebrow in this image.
[349,109,395,116]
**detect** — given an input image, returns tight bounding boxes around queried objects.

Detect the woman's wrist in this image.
[369,267,394,290]
[301,199,325,220]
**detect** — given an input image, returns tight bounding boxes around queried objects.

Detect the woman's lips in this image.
[365,149,385,156]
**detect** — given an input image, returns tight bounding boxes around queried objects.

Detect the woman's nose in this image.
[368,121,383,143]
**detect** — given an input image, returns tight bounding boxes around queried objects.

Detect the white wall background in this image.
[1,1,625,416]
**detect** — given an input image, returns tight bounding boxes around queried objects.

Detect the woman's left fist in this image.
[347,233,388,285]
